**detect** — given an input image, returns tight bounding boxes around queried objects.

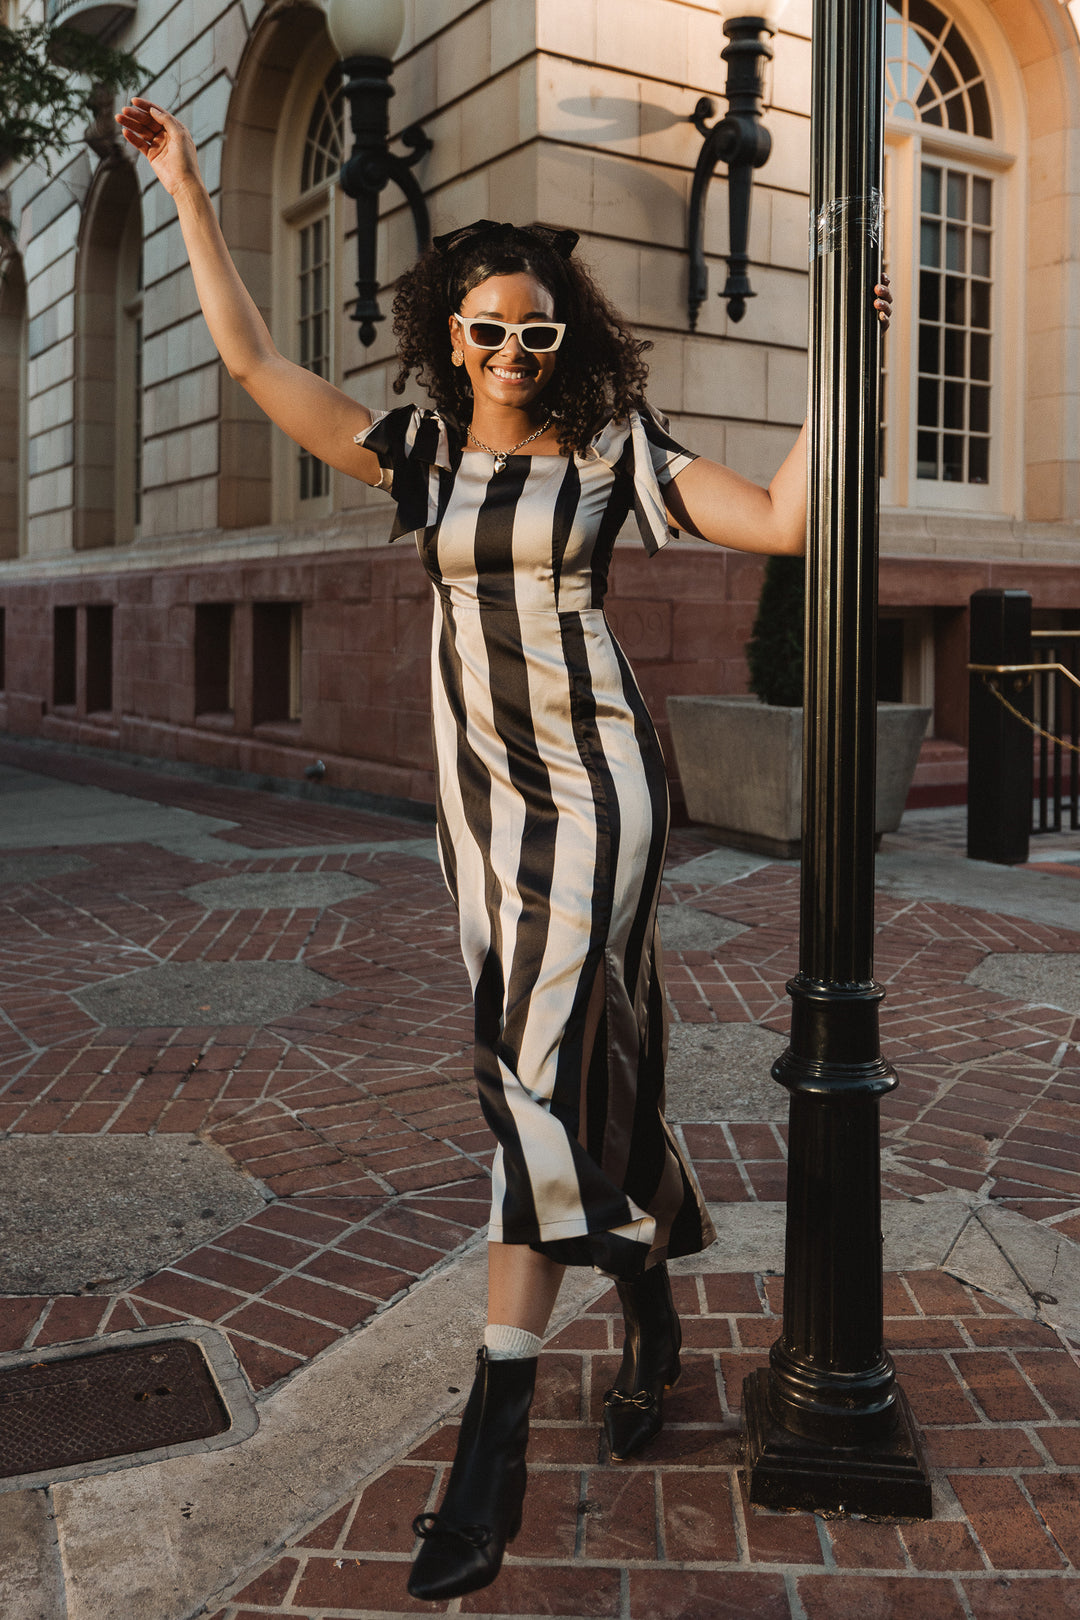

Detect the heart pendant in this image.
[493,455,507,473]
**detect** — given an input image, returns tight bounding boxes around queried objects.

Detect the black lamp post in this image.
[325,0,432,346]
[741,0,932,1518]
[686,3,785,327]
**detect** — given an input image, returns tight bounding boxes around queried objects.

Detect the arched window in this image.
[275,63,345,515]
[74,162,143,547]
[885,0,992,136]
[116,190,144,539]
[881,0,1015,515]
[0,252,28,559]
[218,0,328,530]
[302,74,345,194]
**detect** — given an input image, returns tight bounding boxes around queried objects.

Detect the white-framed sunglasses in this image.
[454,313,566,353]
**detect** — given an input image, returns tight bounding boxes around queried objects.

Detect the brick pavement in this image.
[6,834,1079,1385]
[200,1270,1080,1619]
[1,750,1079,1380]
[2,744,1080,1616]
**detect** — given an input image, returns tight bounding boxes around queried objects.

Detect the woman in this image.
[117,97,890,1602]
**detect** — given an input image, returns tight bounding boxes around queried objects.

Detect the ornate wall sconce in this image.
[686,3,787,327]
[325,0,432,346]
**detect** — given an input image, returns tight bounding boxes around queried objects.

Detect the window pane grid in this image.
[294,67,345,506]
[134,242,143,530]
[134,312,143,527]
[301,77,345,194]
[885,0,992,139]
[916,162,992,486]
[298,215,331,502]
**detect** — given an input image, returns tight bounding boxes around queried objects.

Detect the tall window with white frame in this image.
[881,0,1010,514]
[294,70,344,507]
[117,200,144,539]
[0,252,28,559]
[916,163,991,487]
[74,164,143,548]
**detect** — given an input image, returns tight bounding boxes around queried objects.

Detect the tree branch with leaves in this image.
[0,20,145,239]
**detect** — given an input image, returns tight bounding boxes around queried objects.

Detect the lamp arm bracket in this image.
[691,95,716,139]
[398,123,433,167]
[685,96,773,329]
[382,148,432,252]
[338,58,433,347]
[694,110,771,172]
[340,123,431,195]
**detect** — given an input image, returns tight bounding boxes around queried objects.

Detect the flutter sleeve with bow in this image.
[354,406,457,544]
[586,404,698,556]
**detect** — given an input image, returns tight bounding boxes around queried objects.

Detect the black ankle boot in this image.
[602,1262,682,1462]
[408,1348,537,1601]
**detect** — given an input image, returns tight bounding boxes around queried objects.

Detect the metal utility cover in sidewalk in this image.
[0,1339,228,1480]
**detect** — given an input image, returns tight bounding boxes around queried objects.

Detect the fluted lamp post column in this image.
[741,0,932,1518]
[326,0,432,346]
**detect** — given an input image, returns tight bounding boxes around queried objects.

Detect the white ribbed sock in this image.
[483,1323,542,1360]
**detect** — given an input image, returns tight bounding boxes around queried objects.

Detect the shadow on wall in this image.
[551,96,687,144]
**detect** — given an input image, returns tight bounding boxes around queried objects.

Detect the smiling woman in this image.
[388,217,654,476]
[114,94,891,1605]
[354,228,719,1605]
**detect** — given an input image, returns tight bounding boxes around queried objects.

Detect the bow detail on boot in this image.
[413,1514,492,1550]
[603,1262,682,1462]
[408,1348,537,1601]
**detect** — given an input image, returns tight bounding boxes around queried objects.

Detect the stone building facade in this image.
[0,0,1077,813]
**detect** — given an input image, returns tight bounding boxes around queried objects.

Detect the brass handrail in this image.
[969,661,1080,693]
[969,663,1080,756]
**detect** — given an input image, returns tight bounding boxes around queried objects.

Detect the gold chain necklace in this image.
[467,419,551,474]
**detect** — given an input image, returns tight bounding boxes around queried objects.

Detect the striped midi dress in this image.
[357,403,715,1278]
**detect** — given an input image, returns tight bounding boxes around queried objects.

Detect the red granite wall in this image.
[0,547,1075,813]
[0,551,434,805]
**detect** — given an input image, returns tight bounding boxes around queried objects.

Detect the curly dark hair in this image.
[390,223,651,456]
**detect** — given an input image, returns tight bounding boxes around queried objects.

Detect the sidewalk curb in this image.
[946,1201,1080,1344]
[45,1239,609,1620]
[0,1488,65,1620]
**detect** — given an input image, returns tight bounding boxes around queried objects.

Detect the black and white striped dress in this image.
[357,404,715,1278]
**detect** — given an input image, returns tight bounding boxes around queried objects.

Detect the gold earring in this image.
[452,349,463,367]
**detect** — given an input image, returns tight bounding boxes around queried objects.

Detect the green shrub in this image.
[745,554,805,707]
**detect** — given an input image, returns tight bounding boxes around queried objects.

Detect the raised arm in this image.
[115,98,383,487]
[662,277,891,556]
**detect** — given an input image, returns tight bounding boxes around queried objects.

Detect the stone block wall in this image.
[1,0,1078,812]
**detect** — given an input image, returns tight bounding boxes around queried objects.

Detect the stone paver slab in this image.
[966,951,1080,1014]
[657,902,749,952]
[73,962,344,1029]
[0,1136,265,1294]
[183,872,375,910]
[667,1022,788,1122]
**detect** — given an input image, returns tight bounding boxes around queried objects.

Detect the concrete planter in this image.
[666,695,932,859]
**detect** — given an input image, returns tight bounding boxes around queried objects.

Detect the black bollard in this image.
[742,0,931,1518]
[967,589,1033,865]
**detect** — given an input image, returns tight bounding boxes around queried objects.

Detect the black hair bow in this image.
[432,219,579,259]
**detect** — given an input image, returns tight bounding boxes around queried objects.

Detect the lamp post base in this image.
[743,1370,932,1518]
